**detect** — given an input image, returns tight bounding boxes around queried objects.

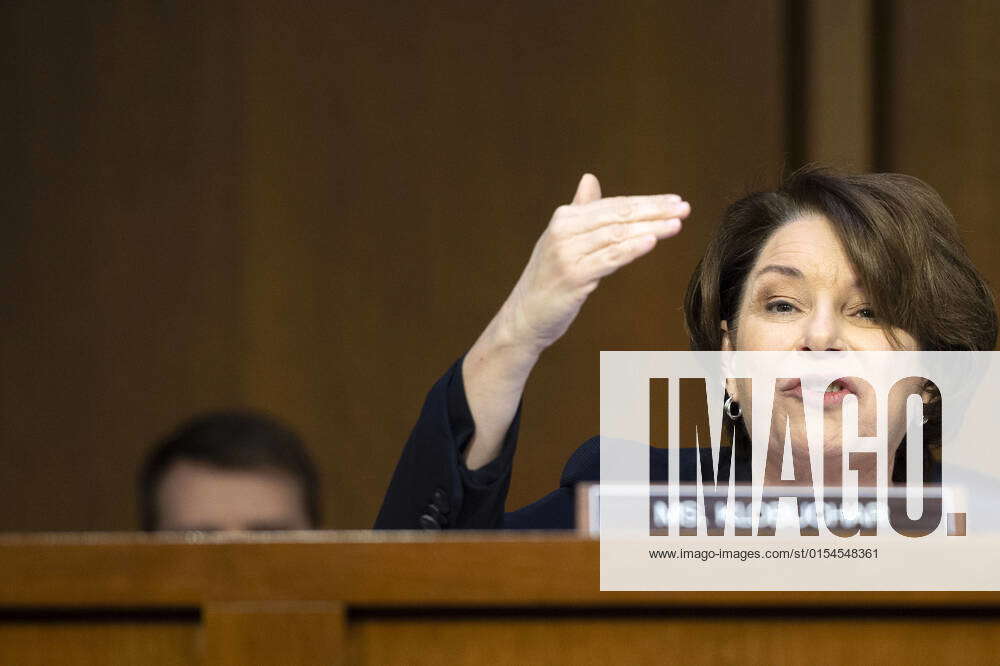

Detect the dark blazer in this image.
[375,358,749,530]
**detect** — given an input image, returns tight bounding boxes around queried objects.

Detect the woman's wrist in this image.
[468,308,543,378]
[461,311,542,471]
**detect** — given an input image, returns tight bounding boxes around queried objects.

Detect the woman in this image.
[374,166,997,530]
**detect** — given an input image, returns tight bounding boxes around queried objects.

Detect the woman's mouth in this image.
[781,377,859,407]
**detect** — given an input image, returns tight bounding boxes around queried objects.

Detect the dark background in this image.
[3,1,998,530]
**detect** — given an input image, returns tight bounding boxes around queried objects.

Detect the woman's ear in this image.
[921,380,941,405]
[721,320,733,352]
[725,378,740,403]
[721,321,739,401]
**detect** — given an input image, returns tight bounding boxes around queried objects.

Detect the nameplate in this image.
[576,483,954,537]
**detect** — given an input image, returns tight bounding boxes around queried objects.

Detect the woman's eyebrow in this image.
[752,264,803,280]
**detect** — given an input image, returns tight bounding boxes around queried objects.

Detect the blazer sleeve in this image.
[499,439,722,529]
[500,436,600,529]
[374,357,521,529]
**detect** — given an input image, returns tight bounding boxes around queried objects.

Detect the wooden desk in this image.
[1,532,998,664]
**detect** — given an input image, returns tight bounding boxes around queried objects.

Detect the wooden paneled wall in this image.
[880,1,1000,296]
[3,2,246,528]
[3,1,997,530]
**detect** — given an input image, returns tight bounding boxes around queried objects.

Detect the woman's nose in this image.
[797,305,845,351]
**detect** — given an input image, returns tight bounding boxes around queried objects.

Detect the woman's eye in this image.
[765,300,797,314]
[856,307,877,320]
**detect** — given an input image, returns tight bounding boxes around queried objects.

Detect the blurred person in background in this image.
[139,410,321,531]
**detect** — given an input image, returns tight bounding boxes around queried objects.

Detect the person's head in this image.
[684,166,998,481]
[138,411,320,531]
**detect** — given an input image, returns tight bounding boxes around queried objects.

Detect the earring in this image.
[724,395,742,420]
[923,416,929,425]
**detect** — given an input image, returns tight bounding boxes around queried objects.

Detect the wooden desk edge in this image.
[1,532,997,608]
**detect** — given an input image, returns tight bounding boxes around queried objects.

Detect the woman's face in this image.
[722,214,926,483]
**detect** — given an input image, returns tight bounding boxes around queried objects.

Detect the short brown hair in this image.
[138,410,321,531]
[685,165,997,352]
[683,166,998,481]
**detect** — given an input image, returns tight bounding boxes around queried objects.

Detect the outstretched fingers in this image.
[572,217,683,256]
[577,233,661,281]
[555,195,688,235]
[545,174,691,288]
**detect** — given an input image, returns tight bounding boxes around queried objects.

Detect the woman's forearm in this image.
[460,174,688,470]
[461,309,541,470]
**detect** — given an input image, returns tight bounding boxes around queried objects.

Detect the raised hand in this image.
[493,174,689,355]
[462,174,690,469]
